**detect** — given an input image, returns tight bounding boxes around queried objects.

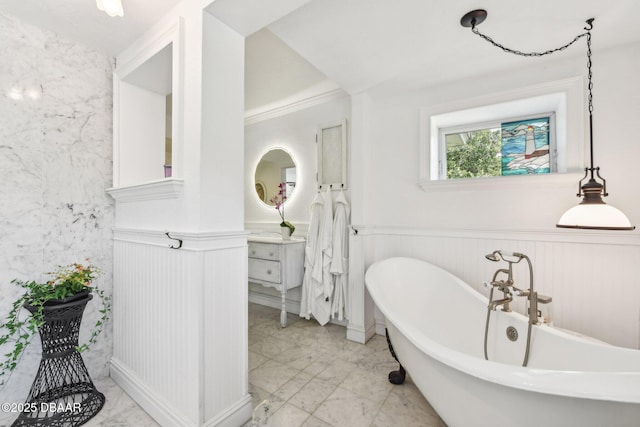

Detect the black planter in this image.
[13,293,105,426]
[41,289,91,307]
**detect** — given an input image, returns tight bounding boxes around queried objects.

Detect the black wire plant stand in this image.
[12,293,105,426]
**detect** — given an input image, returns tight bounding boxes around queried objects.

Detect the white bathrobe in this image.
[330,190,350,321]
[311,187,334,325]
[299,192,324,320]
[320,187,334,300]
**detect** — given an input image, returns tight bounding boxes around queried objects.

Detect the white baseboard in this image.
[375,320,386,336]
[203,395,252,427]
[249,292,349,329]
[248,292,301,315]
[110,358,193,427]
[346,321,376,344]
[110,358,252,427]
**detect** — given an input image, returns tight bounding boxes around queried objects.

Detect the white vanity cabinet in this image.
[248,237,305,327]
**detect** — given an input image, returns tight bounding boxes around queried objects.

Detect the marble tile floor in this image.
[82,377,160,427]
[244,303,445,427]
[79,303,446,427]
[0,377,158,427]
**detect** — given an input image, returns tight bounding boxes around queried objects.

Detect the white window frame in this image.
[419,77,584,191]
[438,112,556,179]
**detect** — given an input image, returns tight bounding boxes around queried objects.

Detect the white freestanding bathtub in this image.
[365,257,640,427]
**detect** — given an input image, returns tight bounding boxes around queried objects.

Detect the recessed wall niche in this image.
[112,20,182,189]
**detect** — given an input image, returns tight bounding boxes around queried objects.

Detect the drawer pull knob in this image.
[251,250,256,255]
[267,269,272,275]
[269,252,274,256]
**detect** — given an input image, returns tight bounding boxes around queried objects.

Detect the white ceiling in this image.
[267,0,640,95]
[2,0,640,108]
[244,28,330,111]
[0,0,182,57]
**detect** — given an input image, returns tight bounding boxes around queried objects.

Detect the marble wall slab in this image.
[0,11,114,421]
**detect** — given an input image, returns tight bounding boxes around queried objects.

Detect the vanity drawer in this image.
[248,258,281,283]
[248,243,280,261]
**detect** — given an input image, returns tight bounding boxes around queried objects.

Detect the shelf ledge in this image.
[106,178,184,202]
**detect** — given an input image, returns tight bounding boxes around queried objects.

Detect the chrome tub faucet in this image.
[483,250,553,366]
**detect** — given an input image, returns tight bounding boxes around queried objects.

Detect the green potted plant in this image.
[0,260,111,388]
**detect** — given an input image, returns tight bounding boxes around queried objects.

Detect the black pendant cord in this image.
[585,24,599,185]
[587,26,594,173]
[470,22,589,58]
[470,17,604,197]
[580,20,608,197]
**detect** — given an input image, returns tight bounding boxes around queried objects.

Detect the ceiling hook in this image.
[585,18,594,31]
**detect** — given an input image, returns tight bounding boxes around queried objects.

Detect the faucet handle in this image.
[538,294,552,304]
[511,286,529,297]
[483,280,501,288]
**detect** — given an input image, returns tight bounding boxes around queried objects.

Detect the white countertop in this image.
[248,234,305,244]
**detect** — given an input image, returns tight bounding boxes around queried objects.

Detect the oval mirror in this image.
[254,148,297,206]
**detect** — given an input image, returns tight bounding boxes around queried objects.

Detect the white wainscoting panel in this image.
[202,245,251,423]
[113,238,200,424]
[367,228,640,350]
[347,232,376,343]
[112,229,251,426]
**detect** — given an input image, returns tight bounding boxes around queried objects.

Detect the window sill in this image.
[106,178,184,202]
[418,172,583,192]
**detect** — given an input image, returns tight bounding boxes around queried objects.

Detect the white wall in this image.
[199,10,245,231]
[109,4,253,426]
[364,44,639,230]
[118,82,166,186]
[244,95,351,312]
[245,95,351,234]
[359,42,640,349]
[0,11,114,422]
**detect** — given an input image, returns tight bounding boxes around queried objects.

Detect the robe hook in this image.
[165,232,183,249]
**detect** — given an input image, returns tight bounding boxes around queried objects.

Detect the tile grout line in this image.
[304,374,342,426]
[248,304,445,426]
[368,385,394,427]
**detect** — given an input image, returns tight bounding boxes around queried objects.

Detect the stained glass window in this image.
[441,114,554,179]
[501,117,550,175]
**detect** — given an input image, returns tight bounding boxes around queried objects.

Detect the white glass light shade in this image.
[557,203,635,230]
[96,0,124,17]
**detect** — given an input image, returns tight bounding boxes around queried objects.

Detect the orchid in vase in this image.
[269,182,295,237]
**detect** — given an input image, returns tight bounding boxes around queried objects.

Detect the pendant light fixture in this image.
[460,10,634,231]
[96,0,124,17]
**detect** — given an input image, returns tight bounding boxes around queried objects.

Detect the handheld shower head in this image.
[500,251,524,259]
[485,250,527,262]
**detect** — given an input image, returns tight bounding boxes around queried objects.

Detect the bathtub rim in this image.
[365,256,640,404]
